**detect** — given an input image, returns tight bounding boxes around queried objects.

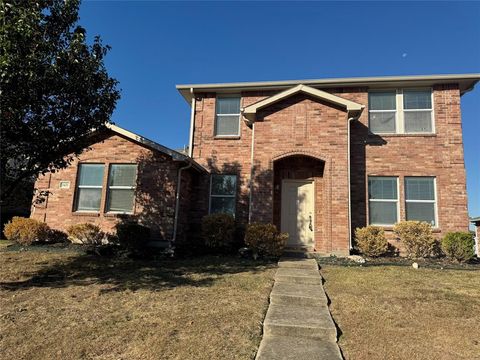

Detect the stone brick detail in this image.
[31,131,197,241]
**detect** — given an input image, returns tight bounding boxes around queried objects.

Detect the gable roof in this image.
[241,84,364,124]
[106,124,206,172]
[177,73,480,103]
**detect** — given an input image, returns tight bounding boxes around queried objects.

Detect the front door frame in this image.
[280,179,315,247]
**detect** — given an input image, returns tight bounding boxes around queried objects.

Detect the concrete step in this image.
[256,335,342,360]
[282,250,314,259]
[270,282,328,307]
[275,267,322,285]
[278,258,318,270]
[264,303,337,341]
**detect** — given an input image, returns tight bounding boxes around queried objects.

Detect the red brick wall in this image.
[191,84,469,255]
[31,132,193,241]
[192,91,361,255]
[350,84,469,250]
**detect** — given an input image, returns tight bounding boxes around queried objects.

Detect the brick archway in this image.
[270,150,333,253]
[270,149,331,166]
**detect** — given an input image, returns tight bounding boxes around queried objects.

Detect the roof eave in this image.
[106,124,207,173]
[177,73,480,103]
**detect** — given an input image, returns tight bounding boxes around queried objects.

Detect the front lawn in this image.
[0,239,13,248]
[321,264,480,360]
[0,250,275,360]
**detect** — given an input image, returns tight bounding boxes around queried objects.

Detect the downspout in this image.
[172,161,192,247]
[188,88,196,157]
[347,116,355,251]
[248,122,255,223]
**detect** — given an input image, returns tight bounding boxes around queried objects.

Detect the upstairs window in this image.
[209,174,237,215]
[405,177,437,226]
[368,176,399,226]
[403,90,433,133]
[74,164,105,212]
[215,97,241,137]
[369,89,434,134]
[368,92,397,133]
[106,164,137,213]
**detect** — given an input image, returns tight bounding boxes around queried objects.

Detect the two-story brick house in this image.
[32,74,479,255]
[177,74,479,255]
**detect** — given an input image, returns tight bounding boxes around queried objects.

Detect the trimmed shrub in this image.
[115,221,151,251]
[393,221,435,258]
[441,232,475,262]
[201,213,236,252]
[3,217,50,246]
[245,223,288,258]
[66,223,104,245]
[355,226,388,257]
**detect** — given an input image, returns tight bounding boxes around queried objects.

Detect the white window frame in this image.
[214,95,241,137]
[368,91,398,134]
[369,88,435,135]
[208,174,237,216]
[368,176,400,226]
[74,163,105,213]
[105,164,137,214]
[401,88,435,134]
[404,176,438,227]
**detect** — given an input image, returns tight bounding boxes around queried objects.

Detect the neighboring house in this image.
[32,74,479,256]
[472,217,480,255]
[31,124,206,244]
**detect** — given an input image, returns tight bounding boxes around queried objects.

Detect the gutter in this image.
[188,88,195,157]
[347,112,362,251]
[248,122,255,223]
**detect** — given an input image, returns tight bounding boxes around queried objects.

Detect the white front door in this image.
[281,180,314,247]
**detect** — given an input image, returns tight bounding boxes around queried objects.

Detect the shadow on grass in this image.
[0,253,277,293]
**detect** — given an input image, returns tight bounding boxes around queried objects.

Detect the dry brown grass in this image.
[321,265,480,360]
[0,240,13,248]
[0,250,276,360]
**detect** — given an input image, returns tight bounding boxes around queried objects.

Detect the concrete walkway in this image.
[255,258,342,360]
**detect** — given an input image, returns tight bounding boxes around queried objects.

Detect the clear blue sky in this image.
[79,1,480,218]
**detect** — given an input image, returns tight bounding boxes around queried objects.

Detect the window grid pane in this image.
[404,111,432,133]
[405,177,435,200]
[215,97,240,136]
[369,92,396,110]
[78,164,104,186]
[211,175,237,196]
[106,164,137,213]
[406,202,436,226]
[369,111,396,133]
[405,177,436,226]
[403,90,432,110]
[368,177,398,200]
[76,188,102,212]
[210,197,236,216]
[215,115,239,136]
[369,201,398,225]
[106,189,135,213]
[368,177,398,225]
[216,97,241,115]
[75,164,104,211]
[109,164,137,187]
[210,175,237,216]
